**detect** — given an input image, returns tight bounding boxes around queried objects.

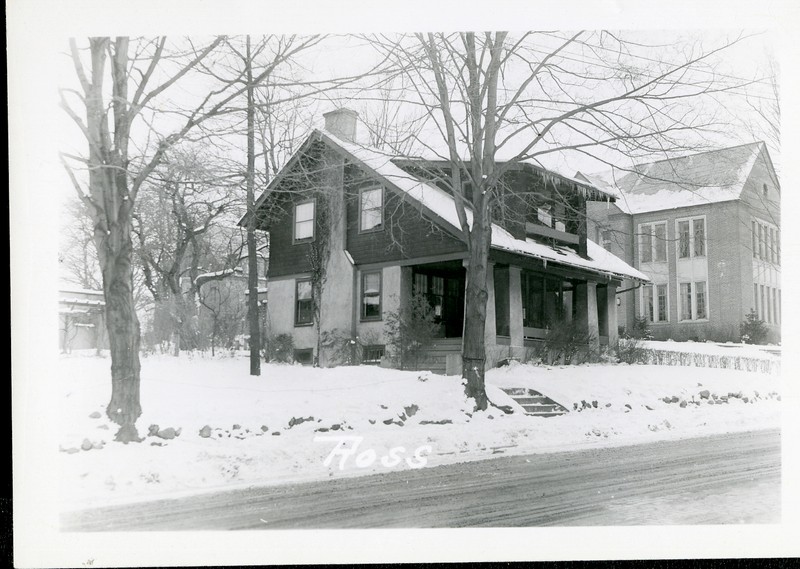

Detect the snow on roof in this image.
[59,297,105,307]
[581,142,764,215]
[321,130,647,282]
[195,268,242,284]
[59,287,104,297]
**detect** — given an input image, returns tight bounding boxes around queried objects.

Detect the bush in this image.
[740,309,767,345]
[266,333,294,363]
[543,320,597,364]
[384,292,439,370]
[615,337,652,364]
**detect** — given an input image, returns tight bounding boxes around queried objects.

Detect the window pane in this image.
[537,207,552,227]
[680,282,692,320]
[360,188,383,231]
[414,273,427,295]
[695,281,706,320]
[296,201,314,222]
[761,284,766,322]
[654,224,667,261]
[678,221,690,258]
[361,208,382,231]
[769,228,776,263]
[657,284,668,322]
[640,226,653,263]
[297,280,312,300]
[752,221,757,257]
[754,283,759,319]
[361,188,382,210]
[362,272,381,321]
[693,219,705,257]
[758,224,764,259]
[295,219,313,240]
[643,285,654,322]
[773,288,778,324]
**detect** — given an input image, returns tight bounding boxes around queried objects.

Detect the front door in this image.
[412,267,465,338]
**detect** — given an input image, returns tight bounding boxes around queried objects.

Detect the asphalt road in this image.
[61,429,780,530]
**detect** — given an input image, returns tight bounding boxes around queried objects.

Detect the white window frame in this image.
[675,215,707,260]
[640,283,669,323]
[638,221,668,263]
[293,199,316,244]
[358,186,384,233]
[678,279,709,322]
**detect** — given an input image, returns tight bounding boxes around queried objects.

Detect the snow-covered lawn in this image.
[58,352,781,512]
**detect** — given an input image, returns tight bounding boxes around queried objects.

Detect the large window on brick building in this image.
[641,283,669,323]
[639,222,667,263]
[677,217,705,259]
[679,280,707,321]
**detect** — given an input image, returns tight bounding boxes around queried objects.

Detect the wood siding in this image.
[343,164,466,264]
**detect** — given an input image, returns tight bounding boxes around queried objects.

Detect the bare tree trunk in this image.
[245,36,261,376]
[462,213,490,411]
[100,224,143,442]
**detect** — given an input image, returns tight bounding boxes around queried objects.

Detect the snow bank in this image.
[58,354,780,512]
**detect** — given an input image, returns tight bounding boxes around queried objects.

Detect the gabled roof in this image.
[580,142,770,215]
[252,129,648,283]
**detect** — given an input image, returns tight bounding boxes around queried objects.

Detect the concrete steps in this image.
[501,388,569,417]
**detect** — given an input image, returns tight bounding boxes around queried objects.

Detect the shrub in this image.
[266,333,294,363]
[615,337,652,364]
[628,316,653,340]
[543,320,597,364]
[384,292,439,370]
[740,309,767,345]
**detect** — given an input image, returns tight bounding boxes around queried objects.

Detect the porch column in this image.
[484,262,497,347]
[574,281,600,350]
[606,284,618,346]
[400,266,413,313]
[508,265,524,349]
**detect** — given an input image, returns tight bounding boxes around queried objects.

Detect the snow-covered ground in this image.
[58,352,781,512]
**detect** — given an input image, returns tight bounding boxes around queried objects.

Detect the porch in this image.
[400,256,620,374]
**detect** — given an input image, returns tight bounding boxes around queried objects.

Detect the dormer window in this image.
[763,183,768,197]
[293,199,315,243]
[360,187,383,232]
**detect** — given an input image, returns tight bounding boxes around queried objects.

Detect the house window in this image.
[758,223,765,259]
[638,222,667,263]
[773,288,779,325]
[677,217,705,259]
[679,281,707,321]
[695,281,707,320]
[295,279,313,326]
[754,283,759,319]
[362,344,385,365]
[293,348,314,365]
[600,229,613,250]
[760,284,766,323]
[693,219,705,257]
[361,271,382,321]
[678,221,691,259]
[642,283,669,323]
[360,187,383,232]
[294,200,315,242]
[657,284,668,322]
[537,206,552,228]
[766,286,772,324]
[751,221,757,257]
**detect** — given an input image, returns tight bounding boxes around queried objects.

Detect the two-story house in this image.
[247,109,647,370]
[582,142,781,343]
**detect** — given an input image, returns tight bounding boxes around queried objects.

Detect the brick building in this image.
[582,142,780,343]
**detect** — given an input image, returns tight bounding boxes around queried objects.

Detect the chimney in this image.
[323,108,359,143]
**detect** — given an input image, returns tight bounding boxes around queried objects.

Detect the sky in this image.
[9,0,800,565]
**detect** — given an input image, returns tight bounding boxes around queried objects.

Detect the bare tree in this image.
[60,36,320,441]
[368,31,754,409]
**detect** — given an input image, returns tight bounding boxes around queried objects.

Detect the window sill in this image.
[360,317,382,323]
[294,322,314,328]
[358,226,384,235]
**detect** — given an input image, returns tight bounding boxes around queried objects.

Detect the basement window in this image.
[362,345,385,365]
[293,349,314,366]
